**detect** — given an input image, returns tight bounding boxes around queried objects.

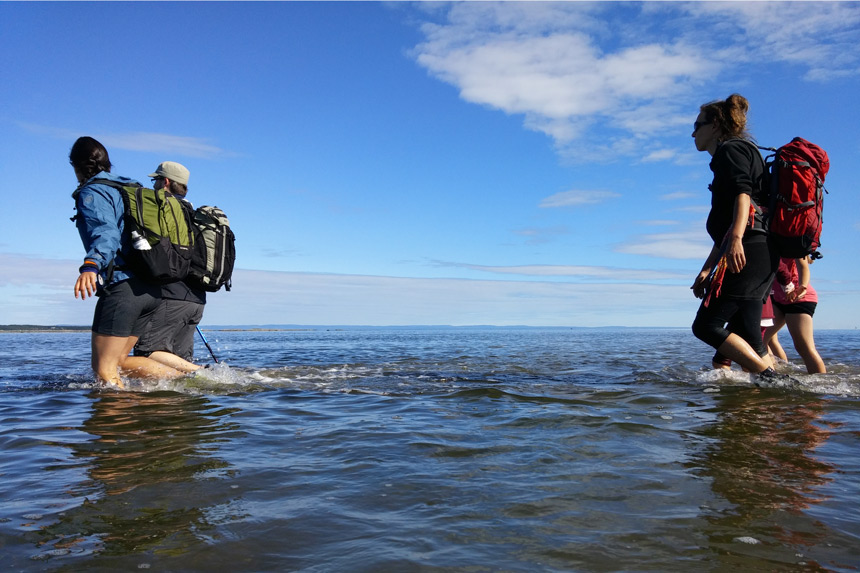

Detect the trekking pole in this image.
[196,325,219,364]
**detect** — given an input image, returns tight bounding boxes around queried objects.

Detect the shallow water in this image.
[1,328,859,571]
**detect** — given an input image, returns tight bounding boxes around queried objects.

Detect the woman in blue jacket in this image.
[70,136,198,386]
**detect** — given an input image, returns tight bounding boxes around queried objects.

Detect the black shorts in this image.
[91,277,162,338]
[773,300,817,317]
[134,299,204,361]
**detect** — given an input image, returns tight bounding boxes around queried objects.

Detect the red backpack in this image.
[759,137,829,259]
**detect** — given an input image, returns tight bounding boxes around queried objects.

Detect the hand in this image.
[725,236,746,273]
[788,285,808,303]
[691,269,710,299]
[74,272,98,300]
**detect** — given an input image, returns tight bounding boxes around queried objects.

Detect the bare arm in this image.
[725,193,750,274]
[692,244,722,299]
[790,256,811,302]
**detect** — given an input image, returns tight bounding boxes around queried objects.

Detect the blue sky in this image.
[1,1,859,328]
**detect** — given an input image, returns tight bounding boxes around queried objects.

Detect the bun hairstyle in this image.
[69,136,112,181]
[700,93,751,141]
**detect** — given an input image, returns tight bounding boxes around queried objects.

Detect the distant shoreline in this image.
[0,325,91,333]
[0,325,318,333]
[3,324,855,333]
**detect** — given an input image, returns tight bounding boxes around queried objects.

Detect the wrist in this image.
[79,260,99,274]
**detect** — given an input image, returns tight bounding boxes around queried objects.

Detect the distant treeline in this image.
[0,325,90,332]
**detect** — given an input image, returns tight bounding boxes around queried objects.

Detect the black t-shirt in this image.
[706,139,766,245]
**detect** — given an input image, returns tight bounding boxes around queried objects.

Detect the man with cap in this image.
[134,161,208,369]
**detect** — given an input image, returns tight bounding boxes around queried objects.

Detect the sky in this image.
[1,1,859,328]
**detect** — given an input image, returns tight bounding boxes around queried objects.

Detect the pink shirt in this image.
[773,258,818,305]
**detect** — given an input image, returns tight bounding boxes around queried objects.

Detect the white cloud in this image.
[3,252,857,328]
[412,2,860,159]
[616,230,712,260]
[102,132,229,159]
[681,2,860,81]
[642,149,678,163]
[432,261,686,282]
[0,253,695,327]
[412,3,713,157]
[640,220,680,227]
[200,269,698,327]
[539,189,620,208]
[659,192,697,201]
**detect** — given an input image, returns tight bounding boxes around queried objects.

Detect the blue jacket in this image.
[72,171,140,285]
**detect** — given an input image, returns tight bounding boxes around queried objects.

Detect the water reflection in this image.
[699,390,837,567]
[34,391,243,563]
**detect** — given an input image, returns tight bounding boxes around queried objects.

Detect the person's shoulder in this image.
[78,173,142,204]
[715,138,759,168]
[718,138,755,153]
[82,172,140,190]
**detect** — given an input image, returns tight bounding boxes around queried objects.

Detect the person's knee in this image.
[793,340,816,357]
[692,318,713,344]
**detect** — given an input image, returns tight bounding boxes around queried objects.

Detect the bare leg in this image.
[762,308,788,364]
[715,333,772,373]
[147,351,201,373]
[785,313,826,374]
[768,331,788,362]
[92,333,184,387]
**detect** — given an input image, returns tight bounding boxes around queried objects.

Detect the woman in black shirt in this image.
[690,94,780,379]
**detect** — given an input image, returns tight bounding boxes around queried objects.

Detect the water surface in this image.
[1,328,858,571]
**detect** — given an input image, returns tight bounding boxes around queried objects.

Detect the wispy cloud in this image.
[659,191,697,201]
[539,189,620,208]
[4,252,855,328]
[639,220,680,227]
[18,122,230,159]
[642,149,679,163]
[680,2,860,81]
[672,205,709,214]
[616,230,712,260]
[102,132,229,159]
[432,260,686,282]
[0,252,697,327]
[261,248,304,259]
[512,226,569,245]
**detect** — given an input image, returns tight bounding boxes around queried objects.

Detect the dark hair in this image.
[700,93,751,141]
[69,136,112,180]
[167,181,188,196]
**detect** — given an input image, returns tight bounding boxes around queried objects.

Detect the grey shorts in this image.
[134,298,205,361]
[92,278,161,338]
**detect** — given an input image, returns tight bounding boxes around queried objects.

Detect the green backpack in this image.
[90,179,194,284]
